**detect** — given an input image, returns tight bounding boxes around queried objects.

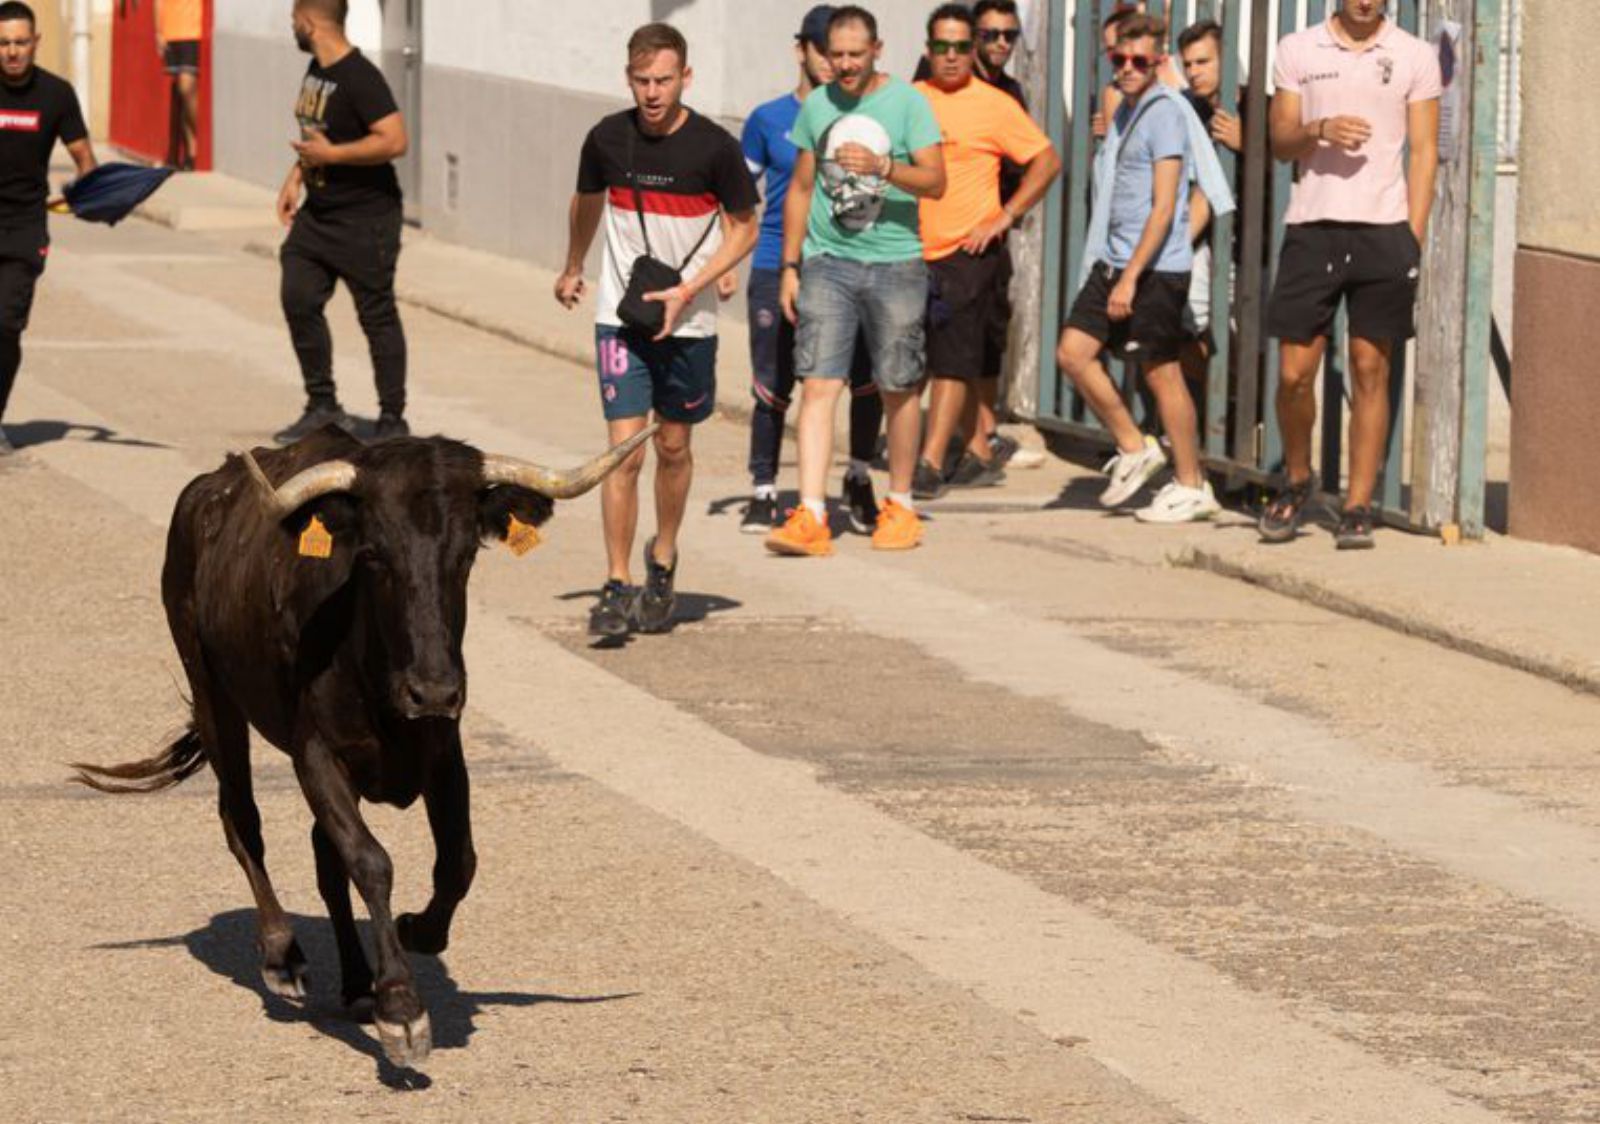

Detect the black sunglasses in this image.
[928,38,974,55]
[977,28,1022,44]
[1108,51,1157,73]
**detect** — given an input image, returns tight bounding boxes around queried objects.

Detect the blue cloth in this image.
[741,93,801,271]
[60,162,175,226]
[1081,84,1234,286]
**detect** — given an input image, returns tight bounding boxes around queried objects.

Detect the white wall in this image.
[425,0,934,120]
[213,0,379,47]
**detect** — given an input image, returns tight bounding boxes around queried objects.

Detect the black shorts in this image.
[926,244,1009,379]
[1065,261,1190,365]
[163,40,201,76]
[1267,221,1421,343]
[0,222,48,335]
[981,242,1014,379]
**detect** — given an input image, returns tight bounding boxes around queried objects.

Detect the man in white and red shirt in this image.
[1259,0,1440,550]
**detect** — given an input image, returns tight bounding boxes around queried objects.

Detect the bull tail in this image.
[70,725,208,794]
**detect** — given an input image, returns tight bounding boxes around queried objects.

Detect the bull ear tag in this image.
[298,515,335,560]
[505,514,543,557]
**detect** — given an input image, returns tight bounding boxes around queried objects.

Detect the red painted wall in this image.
[109,0,213,170]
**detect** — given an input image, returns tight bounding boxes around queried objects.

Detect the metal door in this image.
[381,0,423,222]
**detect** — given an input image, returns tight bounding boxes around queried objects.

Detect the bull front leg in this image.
[398,730,476,956]
[294,735,431,1066]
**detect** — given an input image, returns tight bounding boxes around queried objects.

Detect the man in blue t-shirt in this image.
[1057,14,1218,525]
[738,5,881,537]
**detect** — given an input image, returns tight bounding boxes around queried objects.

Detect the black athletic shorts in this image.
[981,242,1014,379]
[163,40,201,76]
[1065,261,1190,366]
[1267,220,1421,343]
[926,243,1009,379]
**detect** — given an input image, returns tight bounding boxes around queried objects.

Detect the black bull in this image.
[73,424,653,1066]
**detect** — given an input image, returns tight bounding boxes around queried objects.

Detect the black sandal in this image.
[1258,475,1317,544]
[1334,505,1376,550]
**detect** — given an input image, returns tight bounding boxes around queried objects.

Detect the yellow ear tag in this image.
[505,515,543,557]
[298,515,334,559]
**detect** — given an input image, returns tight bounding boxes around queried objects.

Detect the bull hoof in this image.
[375,1011,432,1066]
[396,912,448,956]
[262,961,308,1000]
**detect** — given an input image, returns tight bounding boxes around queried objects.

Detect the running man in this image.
[1259,0,1440,549]
[766,5,945,556]
[275,0,411,444]
[0,0,96,455]
[556,22,758,637]
[739,4,883,536]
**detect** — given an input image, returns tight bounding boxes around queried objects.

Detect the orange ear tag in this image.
[298,515,334,559]
[505,515,543,557]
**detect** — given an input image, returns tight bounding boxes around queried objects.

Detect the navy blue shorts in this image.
[595,325,717,424]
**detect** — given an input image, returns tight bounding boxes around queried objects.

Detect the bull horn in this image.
[480,424,659,499]
[242,450,358,517]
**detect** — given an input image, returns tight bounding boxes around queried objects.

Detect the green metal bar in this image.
[1204,3,1242,460]
[1231,0,1271,467]
[1262,0,1301,473]
[1382,342,1408,514]
[1035,0,1070,422]
[1321,314,1346,491]
[1460,0,1503,536]
[1060,0,1100,428]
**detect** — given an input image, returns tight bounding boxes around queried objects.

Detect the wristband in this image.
[782,260,802,273]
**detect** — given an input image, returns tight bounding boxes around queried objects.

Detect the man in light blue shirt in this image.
[1057,14,1218,525]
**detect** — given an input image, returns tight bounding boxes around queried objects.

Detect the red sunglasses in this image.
[1107,51,1157,73]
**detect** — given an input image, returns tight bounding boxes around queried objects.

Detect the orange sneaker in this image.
[871,498,923,551]
[765,504,834,556]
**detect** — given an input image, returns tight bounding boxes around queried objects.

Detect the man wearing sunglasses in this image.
[1057,15,1220,523]
[1259,0,1440,549]
[912,3,1059,498]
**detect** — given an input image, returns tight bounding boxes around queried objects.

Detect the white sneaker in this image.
[1099,435,1167,508]
[1135,479,1221,523]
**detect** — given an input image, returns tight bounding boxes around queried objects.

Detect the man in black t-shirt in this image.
[274,0,410,445]
[555,23,758,640]
[0,0,96,454]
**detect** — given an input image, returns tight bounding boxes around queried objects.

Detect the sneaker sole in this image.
[739,522,773,536]
[1335,536,1376,551]
[1099,460,1166,508]
[871,533,923,551]
[847,513,876,535]
[588,617,630,639]
[765,538,834,557]
[1136,508,1219,524]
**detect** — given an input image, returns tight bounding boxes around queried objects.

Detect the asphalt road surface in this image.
[2,217,1596,1123]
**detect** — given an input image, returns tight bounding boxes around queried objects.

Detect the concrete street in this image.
[1,188,1597,1123]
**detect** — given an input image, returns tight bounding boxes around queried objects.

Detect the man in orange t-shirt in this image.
[154,0,202,169]
[911,4,1058,497]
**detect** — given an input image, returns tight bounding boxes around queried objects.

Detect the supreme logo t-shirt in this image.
[0,67,87,225]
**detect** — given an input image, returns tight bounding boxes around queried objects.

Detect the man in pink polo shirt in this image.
[1259,0,1440,550]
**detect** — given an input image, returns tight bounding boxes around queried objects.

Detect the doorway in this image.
[380,0,422,223]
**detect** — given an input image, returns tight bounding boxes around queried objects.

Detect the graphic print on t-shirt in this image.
[295,75,336,190]
[816,113,891,233]
[0,111,41,132]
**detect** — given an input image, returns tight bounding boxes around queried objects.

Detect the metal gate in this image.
[1032,0,1502,535]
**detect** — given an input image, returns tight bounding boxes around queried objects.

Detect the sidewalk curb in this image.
[1173,544,1600,699]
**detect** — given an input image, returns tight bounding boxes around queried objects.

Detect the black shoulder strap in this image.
[626,113,720,272]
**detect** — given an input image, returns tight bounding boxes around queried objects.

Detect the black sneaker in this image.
[741,493,777,535]
[988,432,1020,467]
[273,402,352,446]
[843,473,879,534]
[1334,505,1376,551]
[636,537,677,634]
[911,459,948,501]
[374,413,410,440]
[946,451,1006,489]
[1258,474,1318,544]
[588,579,636,639]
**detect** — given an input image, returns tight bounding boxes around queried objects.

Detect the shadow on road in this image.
[93,909,638,1088]
[5,419,170,452]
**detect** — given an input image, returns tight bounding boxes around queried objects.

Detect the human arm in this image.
[778,147,816,325]
[1405,97,1440,242]
[962,136,1061,255]
[1189,185,1210,245]
[1108,156,1181,320]
[65,137,97,178]
[276,162,304,226]
[1210,107,1243,153]
[291,112,408,167]
[831,140,946,200]
[1270,88,1371,162]
[554,192,604,309]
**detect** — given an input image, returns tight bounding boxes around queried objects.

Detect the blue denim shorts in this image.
[594,325,717,424]
[794,255,928,392]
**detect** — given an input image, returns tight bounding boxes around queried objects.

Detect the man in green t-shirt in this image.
[765,5,946,557]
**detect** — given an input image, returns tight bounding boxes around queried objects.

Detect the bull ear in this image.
[479,484,555,542]
[271,493,362,625]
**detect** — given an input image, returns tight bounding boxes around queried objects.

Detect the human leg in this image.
[340,209,408,419]
[1345,336,1394,511]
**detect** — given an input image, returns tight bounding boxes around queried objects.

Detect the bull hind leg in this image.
[398,734,476,956]
[296,736,430,1066]
[311,821,375,1011]
[204,689,308,1000]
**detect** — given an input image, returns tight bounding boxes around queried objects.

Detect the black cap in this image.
[797,5,835,50]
